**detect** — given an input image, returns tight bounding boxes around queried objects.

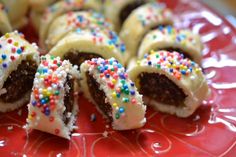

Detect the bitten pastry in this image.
[104,0,152,32]
[49,29,126,66]
[39,0,102,49]
[0,31,40,112]
[119,2,173,59]
[26,55,80,139]
[1,0,29,29]
[0,6,12,36]
[138,26,203,64]
[80,57,146,130]
[128,50,209,117]
[46,11,113,49]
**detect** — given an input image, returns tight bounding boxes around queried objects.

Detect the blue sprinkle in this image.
[130,90,135,95]
[169,68,173,73]
[2,63,7,68]
[148,61,152,65]
[1,54,7,60]
[90,113,96,122]
[117,63,122,68]
[44,109,50,116]
[130,82,135,87]
[167,25,172,34]
[105,74,110,78]
[43,68,48,73]
[17,49,22,54]
[181,70,186,75]
[0,44,2,48]
[158,25,164,31]
[32,101,37,106]
[77,15,83,22]
[119,107,125,113]
[40,99,46,104]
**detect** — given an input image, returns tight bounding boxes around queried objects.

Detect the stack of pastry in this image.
[0,0,210,139]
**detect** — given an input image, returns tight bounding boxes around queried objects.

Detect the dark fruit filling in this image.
[63,75,74,125]
[119,0,145,25]
[86,72,112,121]
[64,51,102,67]
[138,72,187,107]
[0,60,37,103]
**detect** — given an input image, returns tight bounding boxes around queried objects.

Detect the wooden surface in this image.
[224,0,236,14]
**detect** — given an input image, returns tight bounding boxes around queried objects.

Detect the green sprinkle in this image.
[157,64,161,69]
[54,90,60,95]
[115,113,120,119]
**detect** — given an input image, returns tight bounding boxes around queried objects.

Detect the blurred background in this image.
[203,0,236,27]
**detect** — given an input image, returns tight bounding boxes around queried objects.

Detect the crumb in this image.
[7,126,13,131]
[90,113,96,122]
[102,131,108,137]
[193,115,200,121]
[17,109,22,116]
[105,125,109,128]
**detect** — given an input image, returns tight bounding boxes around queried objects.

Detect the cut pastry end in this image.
[0,31,40,112]
[128,50,209,117]
[80,57,146,130]
[26,55,80,139]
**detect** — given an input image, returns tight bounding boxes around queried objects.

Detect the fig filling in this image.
[64,51,102,67]
[63,75,74,125]
[0,60,37,103]
[138,72,187,107]
[119,0,145,25]
[156,47,193,61]
[86,72,112,121]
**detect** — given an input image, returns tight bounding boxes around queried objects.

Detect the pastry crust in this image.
[49,30,126,66]
[104,0,152,32]
[39,0,102,49]
[119,2,173,59]
[0,8,12,35]
[26,55,80,139]
[0,31,40,112]
[46,11,113,49]
[80,57,146,130]
[138,26,203,64]
[128,50,209,117]
[1,0,29,29]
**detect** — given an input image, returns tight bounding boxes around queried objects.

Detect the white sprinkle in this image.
[17,109,22,116]
[7,126,13,131]
[102,131,108,137]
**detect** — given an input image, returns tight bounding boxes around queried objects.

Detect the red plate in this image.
[1,0,236,156]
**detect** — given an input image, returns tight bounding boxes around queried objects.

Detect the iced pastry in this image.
[39,0,102,49]
[26,55,80,139]
[80,57,146,130]
[104,0,152,32]
[119,2,173,59]
[46,11,113,49]
[128,50,209,117]
[0,31,40,112]
[1,0,29,29]
[49,29,126,66]
[138,26,203,64]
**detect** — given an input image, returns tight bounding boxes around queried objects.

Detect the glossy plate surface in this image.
[1,0,236,156]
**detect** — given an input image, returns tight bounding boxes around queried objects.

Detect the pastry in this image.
[0,5,12,36]
[49,29,126,66]
[0,31,40,112]
[1,0,29,29]
[119,2,173,59]
[80,57,146,130]
[128,50,209,117]
[138,26,203,64]
[104,0,152,32]
[29,0,58,13]
[39,0,102,49]
[26,55,80,139]
[46,11,113,49]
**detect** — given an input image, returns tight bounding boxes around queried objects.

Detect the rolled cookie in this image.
[39,0,102,49]
[128,50,209,117]
[26,55,80,139]
[80,57,146,130]
[46,11,113,49]
[119,2,173,59]
[0,5,12,36]
[138,26,203,64]
[104,0,152,32]
[49,29,126,66]
[0,31,40,112]
[1,0,29,29]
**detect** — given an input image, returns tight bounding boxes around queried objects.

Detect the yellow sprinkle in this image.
[112,92,116,97]
[14,42,19,47]
[195,68,201,73]
[28,115,32,120]
[112,79,116,84]
[46,91,51,96]
[5,33,10,38]
[150,50,155,54]
[0,59,2,64]
[113,103,118,107]
[109,45,115,50]
[43,89,47,95]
